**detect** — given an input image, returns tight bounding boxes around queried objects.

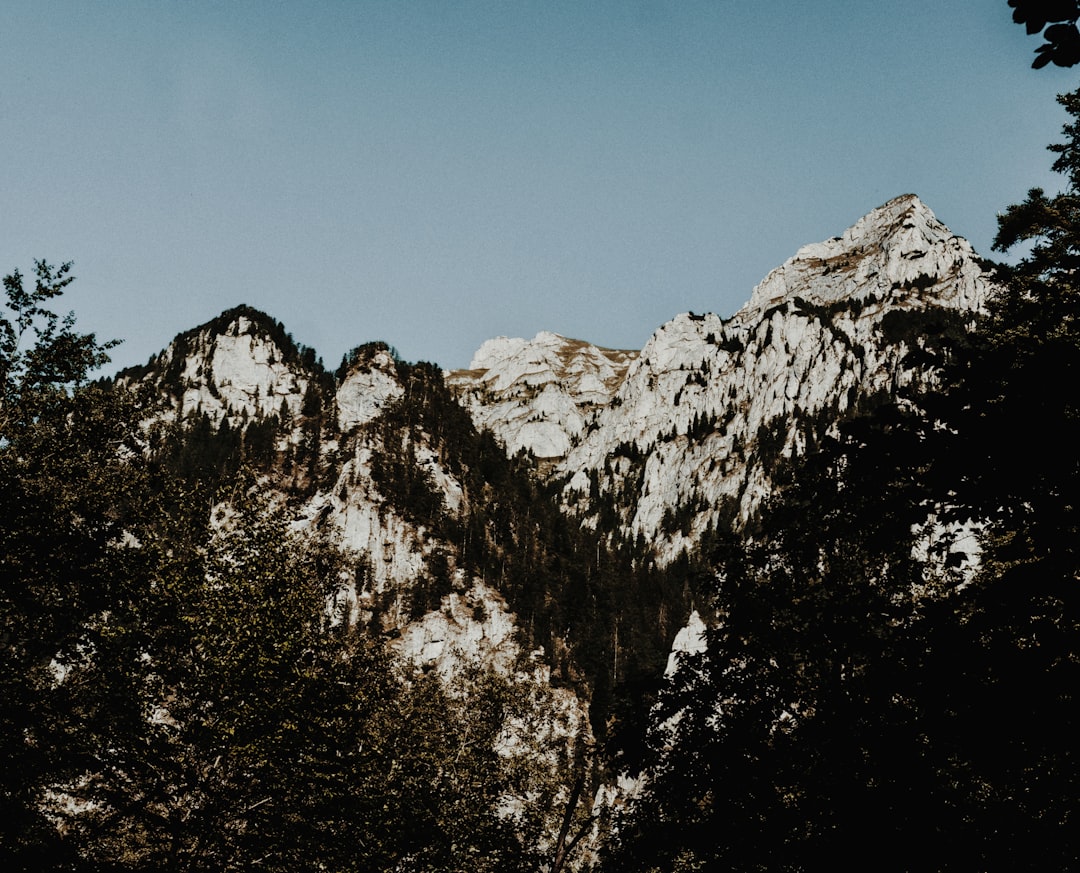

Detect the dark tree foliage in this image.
[54,493,538,873]
[356,354,691,743]
[0,261,118,425]
[0,262,144,869]
[610,418,1079,869]
[604,417,954,871]
[605,86,1080,871]
[1009,0,1080,67]
[936,85,1080,584]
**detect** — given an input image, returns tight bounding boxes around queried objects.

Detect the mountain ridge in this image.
[447,194,998,563]
[116,191,1000,617]
[447,331,638,460]
[112,192,999,754]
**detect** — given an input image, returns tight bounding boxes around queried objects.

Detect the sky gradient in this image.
[3,2,1078,374]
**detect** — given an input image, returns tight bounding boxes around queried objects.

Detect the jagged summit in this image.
[182,303,296,346]
[448,331,637,459]
[120,304,322,427]
[462,331,636,393]
[737,194,986,325]
[545,194,999,560]
[122,305,307,372]
[335,341,403,431]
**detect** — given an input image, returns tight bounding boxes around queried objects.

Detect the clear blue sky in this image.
[2,1,1077,373]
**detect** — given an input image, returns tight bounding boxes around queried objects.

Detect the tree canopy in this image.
[1009,0,1080,66]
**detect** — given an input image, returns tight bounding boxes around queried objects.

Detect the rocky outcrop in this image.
[455,195,998,564]
[447,331,637,460]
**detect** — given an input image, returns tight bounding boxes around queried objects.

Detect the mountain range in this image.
[113,191,995,737]
[18,176,1072,870]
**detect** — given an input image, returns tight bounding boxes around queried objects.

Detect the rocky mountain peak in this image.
[542,195,998,561]
[335,342,404,432]
[448,331,637,459]
[738,194,986,325]
[119,304,316,428]
[463,330,636,395]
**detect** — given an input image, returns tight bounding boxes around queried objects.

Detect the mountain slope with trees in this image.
[602,85,1080,873]
[5,10,1079,856]
[0,275,598,871]
[6,167,1074,867]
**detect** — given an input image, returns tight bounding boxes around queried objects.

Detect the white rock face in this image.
[304,435,463,627]
[448,331,637,459]
[665,609,708,677]
[335,346,404,431]
[457,195,998,565]
[153,313,311,425]
[134,312,449,629]
[393,581,520,677]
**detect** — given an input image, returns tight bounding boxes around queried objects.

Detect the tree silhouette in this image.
[1009,0,1080,66]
